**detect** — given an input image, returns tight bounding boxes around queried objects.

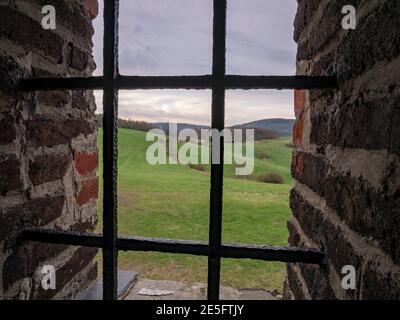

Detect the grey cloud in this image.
[92,0,297,123]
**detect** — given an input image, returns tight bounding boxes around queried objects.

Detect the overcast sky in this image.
[93,0,297,126]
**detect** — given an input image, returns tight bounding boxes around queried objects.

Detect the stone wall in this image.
[286,0,400,299]
[0,0,99,299]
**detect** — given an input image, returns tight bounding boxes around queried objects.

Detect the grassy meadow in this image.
[96,128,293,291]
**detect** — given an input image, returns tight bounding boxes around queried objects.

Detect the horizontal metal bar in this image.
[20,76,105,91]
[22,229,103,247]
[118,235,209,255]
[224,75,338,90]
[117,75,213,90]
[220,243,324,264]
[20,75,337,91]
[21,229,325,264]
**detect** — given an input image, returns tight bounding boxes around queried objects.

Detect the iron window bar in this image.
[22,229,325,264]
[19,0,336,300]
[21,75,337,91]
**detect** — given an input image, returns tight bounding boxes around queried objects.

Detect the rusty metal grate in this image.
[20,0,335,300]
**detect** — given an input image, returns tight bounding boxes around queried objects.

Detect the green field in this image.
[97,128,292,291]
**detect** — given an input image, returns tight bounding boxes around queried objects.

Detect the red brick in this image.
[293,116,304,146]
[294,90,306,116]
[85,0,99,19]
[74,151,98,175]
[76,178,98,206]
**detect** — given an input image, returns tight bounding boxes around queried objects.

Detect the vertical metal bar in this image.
[102,0,119,300]
[207,0,227,301]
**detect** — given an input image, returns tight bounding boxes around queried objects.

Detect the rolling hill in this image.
[240,118,295,137]
[96,114,294,138]
[153,118,294,137]
[97,128,293,291]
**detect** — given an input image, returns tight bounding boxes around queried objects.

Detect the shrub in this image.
[188,163,205,172]
[257,172,284,184]
[257,151,269,159]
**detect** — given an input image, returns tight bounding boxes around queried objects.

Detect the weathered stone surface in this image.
[0,115,16,145]
[32,67,65,79]
[3,243,68,291]
[0,7,64,62]
[72,91,93,112]
[0,55,27,92]
[70,220,97,233]
[293,0,321,42]
[293,151,400,264]
[305,2,400,82]
[326,95,396,153]
[287,219,301,248]
[292,151,326,196]
[36,91,70,108]
[390,105,400,156]
[67,43,89,71]
[0,2,98,300]
[0,155,22,195]
[286,220,338,299]
[298,263,338,300]
[29,153,70,185]
[28,118,95,147]
[286,264,308,300]
[290,190,362,279]
[361,259,400,300]
[289,0,400,301]
[0,196,66,244]
[336,1,400,81]
[34,247,98,300]
[32,0,94,43]
[297,0,362,61]
[324,174,400,265]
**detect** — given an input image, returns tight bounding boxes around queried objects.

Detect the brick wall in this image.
[0,0,99,299]
[285,0,400,299]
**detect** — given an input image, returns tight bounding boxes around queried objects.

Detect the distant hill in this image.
[96,114,294,138]
[96,114,156,132]
[239,118,295,137]
[153,122,278,140]
[154,118,294,137]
